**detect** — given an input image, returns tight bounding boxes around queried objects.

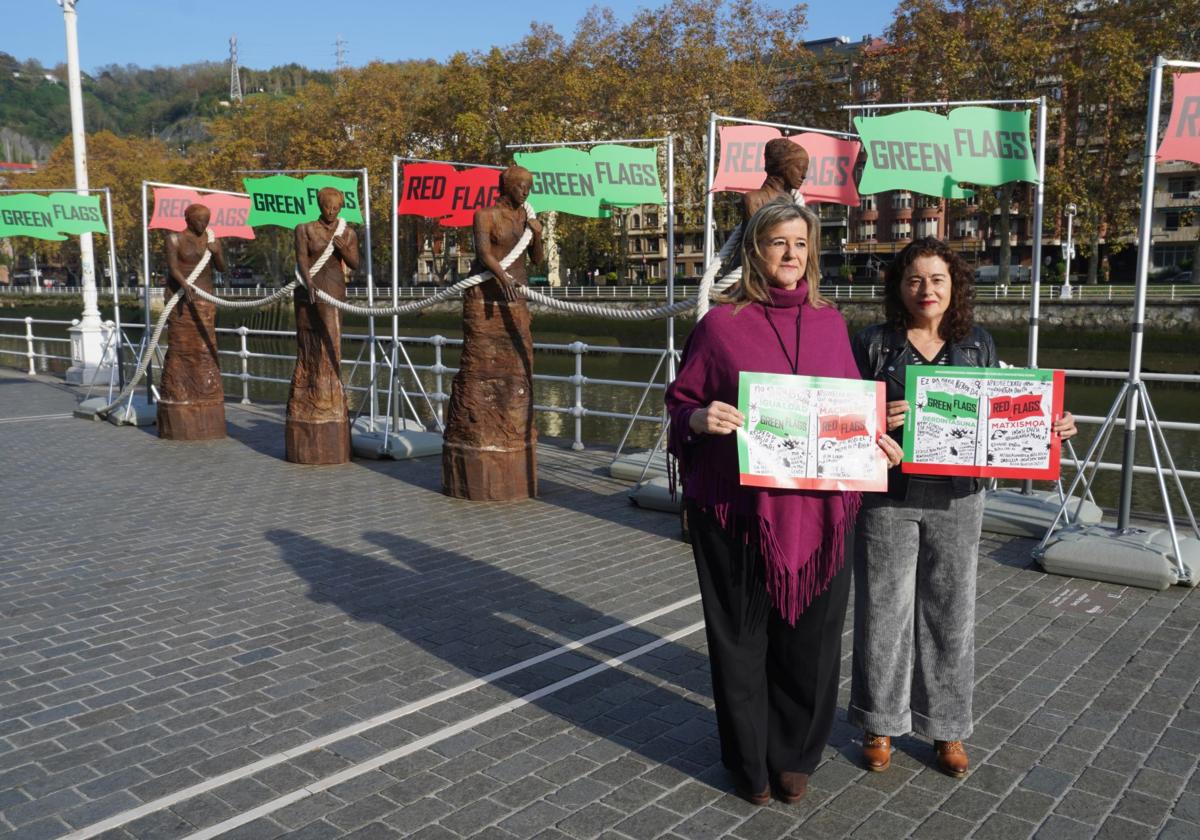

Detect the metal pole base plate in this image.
[1036,524,1200,590]
[983,488,1103,539]
[74,395,157,427]
[610,449,669,482]
[629,476,681,513]
[350,418,441,461]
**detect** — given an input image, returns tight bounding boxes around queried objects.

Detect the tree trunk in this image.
[997,184,1012,284]
[1087,235,1100,285]
[545,211,560,286]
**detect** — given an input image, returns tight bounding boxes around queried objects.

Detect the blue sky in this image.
[6,1,896,72]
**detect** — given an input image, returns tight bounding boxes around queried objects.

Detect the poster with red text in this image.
[710,125,862,206]
[736,372,887,491]
[902,366,1065,480]
[397,163,501,227]
[148,188,254,239]
[1157,72,1200,165]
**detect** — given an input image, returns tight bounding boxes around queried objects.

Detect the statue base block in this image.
[158,401,226,440]
[442,441,537,501]
[286,417,351,465]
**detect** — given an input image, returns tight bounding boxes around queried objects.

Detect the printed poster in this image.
[737,372,887,491]
[902,366,1065,479]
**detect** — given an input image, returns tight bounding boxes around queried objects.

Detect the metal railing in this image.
[2,316,1196,485]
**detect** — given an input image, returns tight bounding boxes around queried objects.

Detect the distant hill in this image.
[0,52,332,161]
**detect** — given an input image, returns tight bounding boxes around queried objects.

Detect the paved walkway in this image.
[1,366,1198,840]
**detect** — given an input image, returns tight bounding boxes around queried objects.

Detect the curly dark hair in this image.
[883,237,976,343]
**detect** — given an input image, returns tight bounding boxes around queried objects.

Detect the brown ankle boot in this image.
[862,733,891,772]
[935,740,969,778]
[775,771,809,804]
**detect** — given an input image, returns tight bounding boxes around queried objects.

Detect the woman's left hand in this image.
[1053,411,1077,440]
[875,433,903,468]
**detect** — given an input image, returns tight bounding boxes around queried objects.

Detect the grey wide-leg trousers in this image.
[849,481,984,740]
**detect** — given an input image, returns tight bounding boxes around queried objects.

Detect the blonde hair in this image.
[717,198,829,310]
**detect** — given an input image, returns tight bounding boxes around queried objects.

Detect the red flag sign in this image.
[710,125,862,206]
[988,394,1044,421]
[818,413,869,441]
[149,187,254,239]
[397,163,501,228]
[1157,72,1200,165]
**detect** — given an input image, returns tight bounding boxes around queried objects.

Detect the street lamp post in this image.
[1062,202,1077,299]
[58,0,109,383]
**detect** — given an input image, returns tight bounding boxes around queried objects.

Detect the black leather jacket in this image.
[850,322,999,499]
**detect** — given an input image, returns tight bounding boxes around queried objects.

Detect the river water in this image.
[3,300,1196,516]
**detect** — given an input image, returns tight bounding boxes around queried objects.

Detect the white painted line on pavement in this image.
[181,620,707,840]
[58,595,702,840]
[0,413,73,423]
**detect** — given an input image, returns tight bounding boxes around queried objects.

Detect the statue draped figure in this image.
[442,164,545,500]
[158,204,227,440]
[742,137,809,223]
[286,187,360,465]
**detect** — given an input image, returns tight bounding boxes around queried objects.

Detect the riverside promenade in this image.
[2,365,1199,840]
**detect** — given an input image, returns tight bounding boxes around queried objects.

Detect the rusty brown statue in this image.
[442,164,544,500]
[742,137,809,223]
[286,186,360,464]
[158,204,228,440]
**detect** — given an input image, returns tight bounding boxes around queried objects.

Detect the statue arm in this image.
[527,213,544,265]
[473,210,508,282]
[209,236,228,274]
[295,225,312,285]
[165,233,193,299]
[335,227,360,272]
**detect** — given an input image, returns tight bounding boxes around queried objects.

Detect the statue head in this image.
[763,138,809,191]
[183,203,211,236]
[316,187,344,224]
[499,165,533,207]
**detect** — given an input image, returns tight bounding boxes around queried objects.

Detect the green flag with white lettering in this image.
[49,193,107,236]
[244,174,363,228]
[0,193,107,240]
[854,106,1038,198]
[515,144,664,217]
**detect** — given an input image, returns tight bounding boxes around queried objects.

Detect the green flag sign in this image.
[923,390,978,421]
[0,193,106,241]
[243,174,363,228]
[514,144,663,217]
[854,107,1038,198]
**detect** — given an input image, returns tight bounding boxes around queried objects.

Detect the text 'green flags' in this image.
[854,107,1038,198]
[243,174,363,228]
[0,193,106,240]
[514,145,664,217]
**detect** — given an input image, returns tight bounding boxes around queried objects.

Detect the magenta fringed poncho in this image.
[666,282,862,625]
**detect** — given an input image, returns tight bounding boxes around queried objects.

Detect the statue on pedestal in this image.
[742,138,809,222]
[158,204,227,440]
[286,187,359,464]
[442,164,544,500]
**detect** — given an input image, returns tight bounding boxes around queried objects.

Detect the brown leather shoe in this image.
[935,740,969,778]
[737,784,770,806]
[775,771,809,804]
[862,733,891,772]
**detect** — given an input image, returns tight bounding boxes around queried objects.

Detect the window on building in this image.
[631,213,640,228]
[955,217,980,239]
[860,195,875,212]
[917,218,939,238]
[646,213,659,228]
[858,222,876,241]
[892,192,913,210]
[892,221,912,240]
[1167,177,1196,199]
[1165,210,1181,231]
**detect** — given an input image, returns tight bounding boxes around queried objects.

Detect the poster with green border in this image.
[901,365,1065,479]
[736,371,887,491]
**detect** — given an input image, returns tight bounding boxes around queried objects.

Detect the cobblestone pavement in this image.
[2,366,1198,840]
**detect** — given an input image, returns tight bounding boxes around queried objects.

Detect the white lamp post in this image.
[1062,202,1077,299]
[58,0,110,383]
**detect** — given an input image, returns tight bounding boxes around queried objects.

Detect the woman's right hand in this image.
[885,399,910,431]
[689,401,745,436]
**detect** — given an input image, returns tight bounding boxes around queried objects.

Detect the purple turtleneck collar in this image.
[763,280,809,308]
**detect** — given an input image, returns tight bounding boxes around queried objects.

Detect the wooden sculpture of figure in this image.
[158,203,228,440]
[286,186,360,464]
[742,138,809,223]
[442,164,545,500]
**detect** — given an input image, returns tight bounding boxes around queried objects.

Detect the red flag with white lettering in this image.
[1157,72,1200,165]
[397,163,502,228]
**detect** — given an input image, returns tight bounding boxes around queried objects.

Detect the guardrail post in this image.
[24,316,35,375]
[569,340,587,451]
[432,334,447,425]
[237,326,251,404]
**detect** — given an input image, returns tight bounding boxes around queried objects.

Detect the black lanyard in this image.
[763,304,802,375]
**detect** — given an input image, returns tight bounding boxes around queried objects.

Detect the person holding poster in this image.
[848,238,1075,778]
[666,198,900,806]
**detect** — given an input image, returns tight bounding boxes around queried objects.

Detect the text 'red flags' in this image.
[1157,72,1200,165]
[710,125,862,206]
[396,163,501,227]
[148,188,255,239]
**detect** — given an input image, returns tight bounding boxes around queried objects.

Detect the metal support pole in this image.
[703,113,717,272]
[103,188,124,388]
[1028,96,1048,370]
[141,181,154,403]
[238,326,250,404]
[391,156,400,431]
[571,341,585,451]
[1117,56,1166,531]
[433,335,445,425]
[24,316,35,375]
[361,168,377,431]
[666,134,677,381]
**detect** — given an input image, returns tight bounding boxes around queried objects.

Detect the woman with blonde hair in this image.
[667,197,901,805]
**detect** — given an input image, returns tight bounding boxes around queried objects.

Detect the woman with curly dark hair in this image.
[848,237,1074,779]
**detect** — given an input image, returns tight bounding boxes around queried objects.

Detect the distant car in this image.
[1172,270,1193,284]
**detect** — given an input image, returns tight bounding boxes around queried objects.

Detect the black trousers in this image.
[688,502,852,793]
